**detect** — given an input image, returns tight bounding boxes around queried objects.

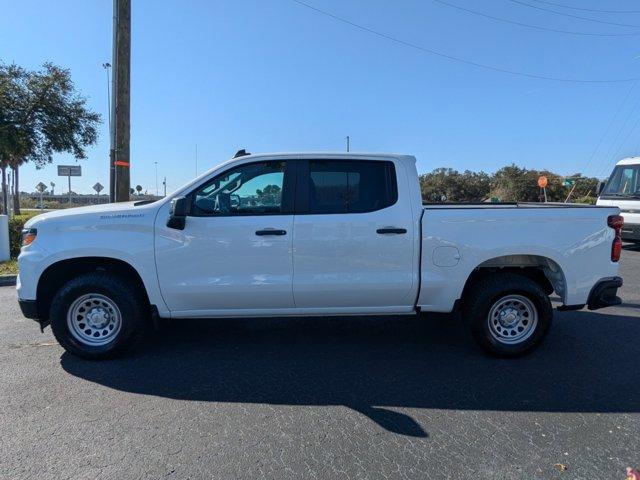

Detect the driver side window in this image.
[192,161,286,216]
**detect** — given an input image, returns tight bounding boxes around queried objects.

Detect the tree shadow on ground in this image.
[61,308,640,437]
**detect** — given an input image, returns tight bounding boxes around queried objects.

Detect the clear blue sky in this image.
[2,0,640,194]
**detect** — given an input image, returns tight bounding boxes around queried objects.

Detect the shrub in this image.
[7,212,40,258]
[572,195,596,205]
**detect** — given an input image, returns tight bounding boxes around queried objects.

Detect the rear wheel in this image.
[50,272,146,359]
[463,273,553,357]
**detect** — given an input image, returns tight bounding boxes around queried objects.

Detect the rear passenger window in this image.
[308,160,397,214]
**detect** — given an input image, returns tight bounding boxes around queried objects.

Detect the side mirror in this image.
[596,181,606,196]
[167,196,189,230]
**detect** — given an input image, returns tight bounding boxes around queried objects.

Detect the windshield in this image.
[602,164,640,197]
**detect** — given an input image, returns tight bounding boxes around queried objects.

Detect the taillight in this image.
[608,215,623,262]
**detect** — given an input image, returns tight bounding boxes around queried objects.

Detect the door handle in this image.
[377,228,407,234]
[255,229,287,236]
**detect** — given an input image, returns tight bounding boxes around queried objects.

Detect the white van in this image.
[597,157,640,243]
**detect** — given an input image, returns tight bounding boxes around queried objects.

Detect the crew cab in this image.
[17,152,624,359]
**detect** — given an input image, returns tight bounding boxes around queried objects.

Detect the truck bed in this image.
[417,203,620,312]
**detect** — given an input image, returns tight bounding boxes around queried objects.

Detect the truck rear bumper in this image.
[587,277,623,310]
[621,223,640,242]
[557,276,623,311]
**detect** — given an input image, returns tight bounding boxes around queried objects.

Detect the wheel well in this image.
[36,257,150,319]
[459,255,566,309]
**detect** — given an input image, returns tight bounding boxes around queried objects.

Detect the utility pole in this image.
[345,136,350,152]
[111,0,131,202]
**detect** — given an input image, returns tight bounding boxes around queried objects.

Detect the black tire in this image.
[49,272,146,360]
[463,273,553,358]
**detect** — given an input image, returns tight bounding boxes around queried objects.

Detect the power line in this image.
[600,94,640,171]
[508,0,640,29]
[581,80,638,176]
[608,114,640,171]
[530,0,640,15]
[568,81,636,201]
[593,90,640,178]
[433,0,640,37]
[291,0,640,83]
[579,108,640,197]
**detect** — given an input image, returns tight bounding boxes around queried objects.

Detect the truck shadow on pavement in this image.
[60,308,640,438]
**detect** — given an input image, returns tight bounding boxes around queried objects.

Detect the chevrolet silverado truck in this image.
[17,152,624,359]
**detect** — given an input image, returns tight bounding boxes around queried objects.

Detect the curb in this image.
[0,275,17,287]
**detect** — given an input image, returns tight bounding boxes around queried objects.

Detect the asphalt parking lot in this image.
[1,246,639,480]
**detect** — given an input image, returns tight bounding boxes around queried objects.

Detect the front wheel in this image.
[49,272,146,359]
[463,273,553,357]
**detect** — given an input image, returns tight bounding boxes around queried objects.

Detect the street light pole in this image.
[102,63,112,136]
[155,161,158,197]
[345,136,350,152]
[103,61,116,203]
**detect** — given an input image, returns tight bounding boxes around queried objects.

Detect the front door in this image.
[155,160,296,316]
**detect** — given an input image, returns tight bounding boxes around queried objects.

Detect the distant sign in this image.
[93,182,104,194]
[537,176,548,188]
[57,165,82,177]
[563,178,576,187]
[35,182,47,193]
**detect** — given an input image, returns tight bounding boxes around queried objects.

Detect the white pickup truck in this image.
[17,152,624,359]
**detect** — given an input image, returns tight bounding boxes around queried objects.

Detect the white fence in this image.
[0,215,9,262]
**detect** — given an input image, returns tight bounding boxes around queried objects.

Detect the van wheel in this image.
[463,273,553,358]
[49,272,146,359]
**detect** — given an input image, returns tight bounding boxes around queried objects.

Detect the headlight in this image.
[21,228,37,247]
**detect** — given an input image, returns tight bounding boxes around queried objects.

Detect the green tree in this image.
[0,62,101,214]
[255,184,282,204]
[491,165,538,202]
[419,168,491,203]
[135,185,142,195]
[564,174,600,202]
[491,165,600,203]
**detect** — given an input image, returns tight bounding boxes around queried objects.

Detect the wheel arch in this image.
[36,257,150,320]
[459,254,566,309]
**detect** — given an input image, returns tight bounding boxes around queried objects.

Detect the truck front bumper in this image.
[18,298,49,332]
[18,299,39,320]
[587,277,623,310]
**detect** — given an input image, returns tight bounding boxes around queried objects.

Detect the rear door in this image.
[292,158,416,311]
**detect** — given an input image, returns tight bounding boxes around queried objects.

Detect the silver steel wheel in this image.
[487,294,538,345]
[66,293,122,347]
